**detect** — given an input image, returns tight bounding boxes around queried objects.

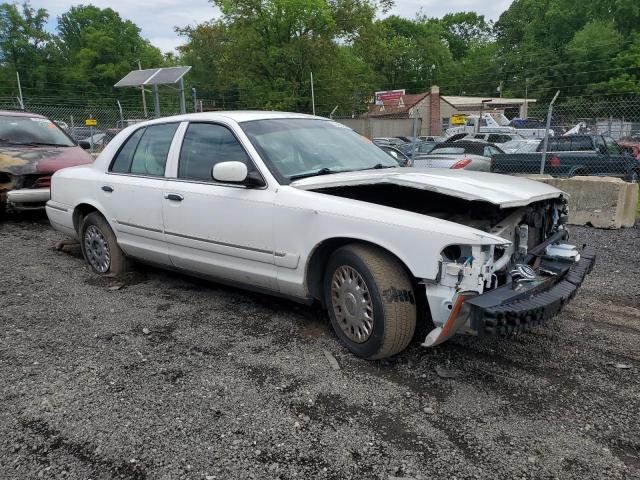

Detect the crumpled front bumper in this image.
[466,246,596,335]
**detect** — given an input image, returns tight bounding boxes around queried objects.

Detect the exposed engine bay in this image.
[313,183,579,346]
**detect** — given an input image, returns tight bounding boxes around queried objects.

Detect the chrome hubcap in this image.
[330,265,374,343]
[84,225,111,273]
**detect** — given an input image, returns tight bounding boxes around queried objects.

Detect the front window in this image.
[0,115,75,147]
[240,119,397,183]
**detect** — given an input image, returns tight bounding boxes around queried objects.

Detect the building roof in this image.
[443,96,536,107]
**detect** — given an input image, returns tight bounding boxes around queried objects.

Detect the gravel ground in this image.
[1,215,639,480]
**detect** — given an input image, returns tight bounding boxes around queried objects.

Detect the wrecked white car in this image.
[46,112,595,359]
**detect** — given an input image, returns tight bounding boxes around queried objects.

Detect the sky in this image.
[36,0,513,54]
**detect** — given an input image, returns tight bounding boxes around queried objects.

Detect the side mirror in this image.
[212,161,248,183]
[79,141,91,150]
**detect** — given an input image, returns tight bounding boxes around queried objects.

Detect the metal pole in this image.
[138,60,148,117]
[192,87,197,112]
[329,105,338,119]
[179,78,186,114]
[540,90,560,175]
[310,71,316,116]
[116,100,124,128]
[16,71,24,109]
[524,78,529,118]
[153,84,160,118]
[411,109,419,159]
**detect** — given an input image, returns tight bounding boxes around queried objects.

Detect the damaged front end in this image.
[422,197,595,347]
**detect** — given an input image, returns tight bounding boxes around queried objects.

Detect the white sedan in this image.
[46,111,595,359]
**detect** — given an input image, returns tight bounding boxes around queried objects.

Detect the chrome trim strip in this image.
[164,230,273,255]
[116,220,163,234]
[47,204,68,212]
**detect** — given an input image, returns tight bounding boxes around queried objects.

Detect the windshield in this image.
[0,115,75,147]
[241,118,398,183]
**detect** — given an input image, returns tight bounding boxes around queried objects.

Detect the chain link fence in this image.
[2,95,639,180]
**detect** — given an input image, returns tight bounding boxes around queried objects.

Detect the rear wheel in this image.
[324,244,416,360]
[79,212,129,275]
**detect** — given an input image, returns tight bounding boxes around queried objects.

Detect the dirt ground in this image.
[0,215,638,480]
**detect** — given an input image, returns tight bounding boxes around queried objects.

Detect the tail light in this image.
[451,158,472,169]
[33,176,51,188]
[548,155,561,167]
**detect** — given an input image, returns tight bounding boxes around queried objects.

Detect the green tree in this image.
[55,5,164,91]
[0,1,51,94]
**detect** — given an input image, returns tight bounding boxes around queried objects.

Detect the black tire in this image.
[79,212,129,275]
[323,243,416,360]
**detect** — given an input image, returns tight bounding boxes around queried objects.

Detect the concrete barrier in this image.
[524,175,638,229]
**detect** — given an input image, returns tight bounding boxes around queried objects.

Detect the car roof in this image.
[0,109,47,118]
[139,110,323,126]
[435,140,498,155]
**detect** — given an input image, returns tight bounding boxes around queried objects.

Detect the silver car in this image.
[413,141,504,171]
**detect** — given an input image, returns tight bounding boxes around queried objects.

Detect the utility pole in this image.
[310,71,316,116]
[498,80,504,98]
[138,60,148,117]
[16,72,24,110]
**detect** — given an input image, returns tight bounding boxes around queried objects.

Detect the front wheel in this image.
[323,244,416,360]
[79,212,129,275]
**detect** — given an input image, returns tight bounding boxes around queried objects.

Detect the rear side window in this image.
[130,123,179,176]
[570,136,593,151]
[178,123,251,182]
[110,128,145,173]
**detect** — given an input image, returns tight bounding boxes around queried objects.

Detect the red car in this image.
[0,110,93,213]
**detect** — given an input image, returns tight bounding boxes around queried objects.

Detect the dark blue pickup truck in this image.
[491,134,640,182]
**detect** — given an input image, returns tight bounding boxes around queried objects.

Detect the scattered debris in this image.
[142,327,151,335]
[55,239,79,251]
[423,407,435,414]
[606,362,632,369]
[108,284,123,291]
[323,350,341,370]
[435,366,457,379]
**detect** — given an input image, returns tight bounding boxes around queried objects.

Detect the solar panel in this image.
[114,68,160,87]
[114,66,191,87]
[144,66,192,85]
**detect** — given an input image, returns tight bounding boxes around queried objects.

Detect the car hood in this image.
[291,168,564,208]
[0,145,93,176]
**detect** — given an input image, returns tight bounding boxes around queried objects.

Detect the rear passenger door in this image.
[101,122,181,265]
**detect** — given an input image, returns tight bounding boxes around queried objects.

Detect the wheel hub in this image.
[330,265,374,343]
[84,225,111,273]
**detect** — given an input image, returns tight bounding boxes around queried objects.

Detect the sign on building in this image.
[374,89,405,105]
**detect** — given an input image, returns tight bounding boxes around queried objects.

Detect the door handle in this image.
[164,193,184,202]
[101,185,113,192]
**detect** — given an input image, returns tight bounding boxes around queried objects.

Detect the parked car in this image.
[68,126,104,142]
[446,113,553,138]
[396,141,436,158]
[372,137,404,146]
[447,132,524,144]
[500,138,542,154]
[378,145,412,166]
[46,111,594,359]
[0,110,93,213]
[77,129,120,151]
[413,140,504,171]
[491,134,639,181]
[417,135,445,143]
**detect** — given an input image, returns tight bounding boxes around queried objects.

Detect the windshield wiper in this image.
[355,163,396,171]
[289,167,338,181]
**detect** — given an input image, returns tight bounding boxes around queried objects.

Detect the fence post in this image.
[411,110,419,158]
[540,90,560,175]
